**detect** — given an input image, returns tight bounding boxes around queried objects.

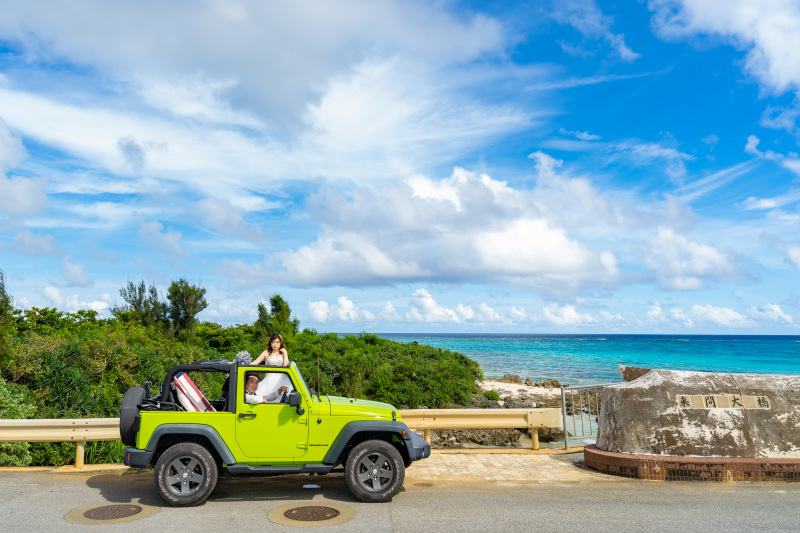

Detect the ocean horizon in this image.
[376,333,800,387]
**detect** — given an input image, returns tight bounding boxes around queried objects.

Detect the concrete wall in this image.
[596,366,800,458]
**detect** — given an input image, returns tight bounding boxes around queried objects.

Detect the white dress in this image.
[256,352,292,396]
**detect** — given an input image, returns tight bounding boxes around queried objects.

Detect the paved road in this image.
[2,453,799,532]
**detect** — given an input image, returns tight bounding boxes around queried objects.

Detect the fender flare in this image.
[323,421,411,465]
[145,424,236,465]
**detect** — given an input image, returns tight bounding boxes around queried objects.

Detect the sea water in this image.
[378,334,800,386]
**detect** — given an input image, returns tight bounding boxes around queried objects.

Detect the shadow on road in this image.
[84,470,365,507]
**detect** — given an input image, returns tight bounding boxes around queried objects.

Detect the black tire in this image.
[345,439,405,502]
[119,387,145,446]
[154,443,218,507]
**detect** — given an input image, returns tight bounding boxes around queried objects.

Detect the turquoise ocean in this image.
[378,334,800,386]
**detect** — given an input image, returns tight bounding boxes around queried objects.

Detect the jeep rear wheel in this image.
[154,443,218,506]
[345,440,405,502]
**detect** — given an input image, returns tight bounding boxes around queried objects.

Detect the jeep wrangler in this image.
[119,361,430,506]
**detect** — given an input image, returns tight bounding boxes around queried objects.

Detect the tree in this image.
[255,294,300,341]
[167,278,208,335]
[111,280,167,327]
[0,270,14,364]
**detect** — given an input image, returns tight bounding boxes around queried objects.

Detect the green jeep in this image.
[119,360,430,506]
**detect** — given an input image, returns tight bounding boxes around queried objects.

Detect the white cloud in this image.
[39,286,108,314]
[748,303,793,324]
[786,245,800,270]
[552,0,640,62]
[12,229,61,255]
[0,120,47,214]
[306,297,371,323]
[405,289,460,323]
[268,165,620,294]
[509,306,527,322]
[139,220,188,258]
[558,127,602,141]
[743,135,800,179]
[378,302,402,322]
[688,304,750,327]
[639,227,744,290]
[650,0,800,95]
[542,303,598,326]
[608,140,695,180]
[308,301,331,322]
[196,197,266,243]
[61,256,93,287]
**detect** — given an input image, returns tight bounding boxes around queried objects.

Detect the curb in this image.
[584,444,800,482]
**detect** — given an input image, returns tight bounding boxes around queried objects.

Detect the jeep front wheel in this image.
[345,440,405,502]
[154,443,218,506]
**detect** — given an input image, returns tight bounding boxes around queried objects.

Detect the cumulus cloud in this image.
[638,227,744,290]
[267,165,620,294]
[139,220,188,258]
[307,297,374,323]
[406,289,461,323]
[650,0,800,95]
[748,303,793,324]
[196,197,265,243]
[687,304,750,327]
[117,135,146,171]
[0,118,47,215]
[61,256,93,287]
[39,286,108,314]
[12,229,61,255]
[378,301,402,322]
[552,0,640,62]
[509,306,527,322]
[785,244,800,270]
[542,303,598,326]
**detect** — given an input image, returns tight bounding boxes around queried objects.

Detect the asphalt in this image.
[2,450,799,532]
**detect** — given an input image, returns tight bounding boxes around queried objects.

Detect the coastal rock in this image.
[541,379,562,388]
[596,367,800,458]
[499,374,522,383]
[618,365,652,382]
[525,378,533,386]
[535,380,542,387]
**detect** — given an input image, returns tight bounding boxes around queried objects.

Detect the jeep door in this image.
[235,368,309,461]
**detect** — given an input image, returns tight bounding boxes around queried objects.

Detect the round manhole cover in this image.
[83,504,143,520]
[283,506,341,522]
[268,503,355,527]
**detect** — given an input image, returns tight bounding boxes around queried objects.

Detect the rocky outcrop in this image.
[596,366,800,458]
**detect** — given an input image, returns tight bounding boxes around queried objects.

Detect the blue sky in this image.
[1,0,800,334]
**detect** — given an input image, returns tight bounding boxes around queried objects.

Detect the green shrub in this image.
[0,378,36,466]
[484,390,500,401]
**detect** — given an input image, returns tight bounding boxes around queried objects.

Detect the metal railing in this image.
[561,384,612,449]
[401,408,563,450]
[0,408,565,468]
[0,418,120,469]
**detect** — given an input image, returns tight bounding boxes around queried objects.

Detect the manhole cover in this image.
[83,504,143,520]
[283,506,341,522]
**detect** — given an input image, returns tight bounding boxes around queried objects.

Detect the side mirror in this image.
[288,392,305,415]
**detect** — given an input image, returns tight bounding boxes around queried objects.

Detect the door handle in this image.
[238,413,257,419]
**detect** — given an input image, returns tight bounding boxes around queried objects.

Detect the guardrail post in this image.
[531,429,539,451]
[75,441,85,469]
[561,387,569,450]
[423,429,431,444]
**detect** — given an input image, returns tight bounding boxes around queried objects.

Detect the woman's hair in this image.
[268,332,284,354]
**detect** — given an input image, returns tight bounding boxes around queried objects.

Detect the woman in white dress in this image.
[252,333,289,367]
[252,332,291,395]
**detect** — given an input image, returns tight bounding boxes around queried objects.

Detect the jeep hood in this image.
[323,396,398,419]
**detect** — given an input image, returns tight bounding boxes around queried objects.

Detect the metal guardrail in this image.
[401,408,563,450]
[0,418,120,469]
[0,408,564,468]
[561,384,612,449]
